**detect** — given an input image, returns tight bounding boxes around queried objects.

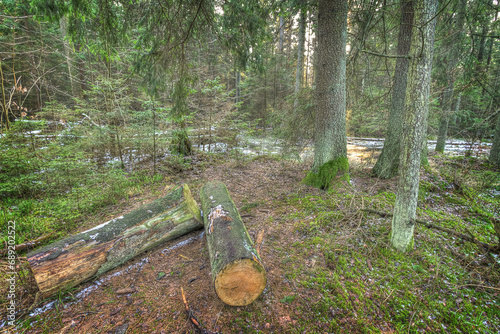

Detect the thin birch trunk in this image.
[391,0,437,252]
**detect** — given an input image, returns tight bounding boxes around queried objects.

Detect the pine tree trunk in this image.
[435,0,466,153]
[372,0,414,179]
[235,69,240,104]
[27,185,202,298]
[391,0,437,252]
[279,16,284,54]
[200,181,266,306]
[307,0,348,186]
[294,9,307,111]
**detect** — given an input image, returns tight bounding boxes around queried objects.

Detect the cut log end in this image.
[214,258,266,306]
[27,184,203,298]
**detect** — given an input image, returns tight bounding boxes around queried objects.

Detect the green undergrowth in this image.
[0,169,165,251]
[274,157,500,333]
[0,121,201,253]
[420,155,500,245]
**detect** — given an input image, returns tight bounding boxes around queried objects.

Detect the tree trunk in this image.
[372,0,414,179]
[0,59,8,129]
[279,16,284,54]
[200,181,266,306]
[435,93,453,153]
[294,9,307,111]
[490,113,500,165]
[391,0,437,252]
[435,0,466,153]
[27,185,202,298]
[235,69,240,104]
[305,0,348,189]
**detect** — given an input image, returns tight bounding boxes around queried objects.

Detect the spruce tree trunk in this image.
[435,85,452,153]
[294,9,307,111]
[435,0,466,153]
[235,69,240,104]
[372,0,414,179]
[490,114,500,165]
[200,181,266,306]
[306,0,348,188]
[391,0,437,252]
[279,16,284,54]
[27,185,202,298]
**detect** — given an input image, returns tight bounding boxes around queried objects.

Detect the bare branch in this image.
[362,49,411,59]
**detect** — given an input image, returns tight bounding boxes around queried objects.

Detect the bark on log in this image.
[27,184,202,298]
[200,181,266,306]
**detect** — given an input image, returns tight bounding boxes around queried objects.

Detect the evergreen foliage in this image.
[0,0,498,258]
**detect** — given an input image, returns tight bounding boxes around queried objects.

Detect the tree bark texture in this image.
[235,70,240,104]
[279,16,284,53]
[435,0,466,153]
[372,0,414,179]
[27,185,202,298]
[490,113,500,165]
[391,0,437,252]
[311,0,348,173]
[294,9,307,111]
[200,181,266,306]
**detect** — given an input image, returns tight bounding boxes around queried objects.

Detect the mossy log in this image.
[200,181,266,306]
[27,184,202,298]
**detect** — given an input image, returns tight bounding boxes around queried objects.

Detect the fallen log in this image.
[27,184,202,298]
[200,181,266,306]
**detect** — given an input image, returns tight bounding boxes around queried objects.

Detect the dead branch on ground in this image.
[181,287,213,334]
[362,208,500,253]
[0,233,54,256]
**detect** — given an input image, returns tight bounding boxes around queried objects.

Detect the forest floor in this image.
[2,146,500,333]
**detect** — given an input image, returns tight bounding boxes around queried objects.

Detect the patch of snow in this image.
[86,216,124,233]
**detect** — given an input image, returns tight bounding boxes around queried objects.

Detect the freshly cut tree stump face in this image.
[200,181,266,306]
[215,258,266,306]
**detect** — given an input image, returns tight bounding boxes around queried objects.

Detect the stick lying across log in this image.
[200,181,266,306]
[27,184,202,298]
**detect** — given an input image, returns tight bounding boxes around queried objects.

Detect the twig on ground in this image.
[383,288,396,302]
[180,287,212,334]
[452,284,500,291]
[0,233,54,255]
[180,254,193,261]
[255,229,265,256]
[407,308,417,334]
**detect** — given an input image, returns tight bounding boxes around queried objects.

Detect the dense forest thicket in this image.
[1,0,500,333]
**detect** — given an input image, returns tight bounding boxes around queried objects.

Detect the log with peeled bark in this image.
[200,181,266,306]
[27,184,202,298]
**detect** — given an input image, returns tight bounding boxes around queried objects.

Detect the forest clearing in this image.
[1,0,500,333]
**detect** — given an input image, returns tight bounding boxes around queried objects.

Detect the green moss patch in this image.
[303,157,349,189]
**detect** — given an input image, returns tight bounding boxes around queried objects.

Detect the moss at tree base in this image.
[303,157,349,190]
[170,129,192,156]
